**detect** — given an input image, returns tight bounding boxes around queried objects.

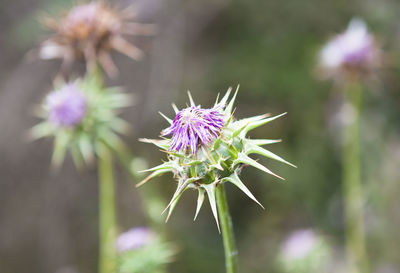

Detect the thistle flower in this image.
[116,227,177,273]
[139,87,295,229]
[116,227,156,253]
[31,73,131,167]
[161,105,225,154]
[281,230,320,260]
[318,18,380,80]
[46,83,87,127]
[40,1,155,77]
[278,229,331,273]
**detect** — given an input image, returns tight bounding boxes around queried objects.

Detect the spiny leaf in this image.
[172,103,179,114]
[99,130,125,153]
[230,114,270,132]
[51,133,69,168]
[165,188,187,222]
[194,188,206,221]
[247,139,282,146]
[223,172,264,209]
[139,138,169,150]
[225,85,239,116]
[163,178,198,221]
[232,123,248,139]
[30,122,53,140]
[234,153,284,180]
[203,183,220,232]
[109,117,131,134]
[241,112,287,137]
[213,137,222,150]
[159,111,172,124]
[138,161,175,173]
[136,168,172,187]
[187,91,196,107]
[245,143,296,168]
[201,147,223,170]
[218,87,232,107]
[214,93,221,107]
[70,144,85,170]
[78,135,94,165]
[107,93,133,108]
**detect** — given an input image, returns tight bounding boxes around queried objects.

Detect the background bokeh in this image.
[1,0,400,272]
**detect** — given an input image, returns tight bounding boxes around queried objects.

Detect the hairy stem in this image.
[342,81,369,273]
[98,145,117,273]
[216,184,239,273]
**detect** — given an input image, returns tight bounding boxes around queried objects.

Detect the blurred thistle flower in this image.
[46,83,87,127]
[31,73,132,168]
[281,229,319,260]
[40,1,155,77]
[139,87,295,229]
[278,229,331,273]
[116,227,156,253]
[116,227,177,273]
[318,18,380,80]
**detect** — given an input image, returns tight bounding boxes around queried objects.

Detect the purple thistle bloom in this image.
[162,105,225,154]
[46,83,87,127]
[281,229,318,260]
[320,18,375,70]
[116,227,156,253]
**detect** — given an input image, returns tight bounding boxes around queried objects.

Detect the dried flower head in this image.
[31,73,131,167]
[318,18,380,80]
[46,83,87,127]
[40,1,155,77]
[139,87,295,229]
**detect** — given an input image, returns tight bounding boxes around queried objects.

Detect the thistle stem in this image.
[216,184,238,273]
[98,145,117,273]
[342,81,369,273]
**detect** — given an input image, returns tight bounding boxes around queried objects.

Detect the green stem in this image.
[342,81,369,273]
[98,145,117,273]
[216,184,238,273]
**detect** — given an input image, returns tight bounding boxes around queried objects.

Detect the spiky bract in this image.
[140,87,295,230]
[31,73,131,168]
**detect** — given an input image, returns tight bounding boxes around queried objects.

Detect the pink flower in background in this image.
[319,18,380,78]
[281,229,318,260]
[116,227,156,253]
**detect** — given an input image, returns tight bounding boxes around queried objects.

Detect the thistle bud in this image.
[40,2,155,77]
[139,87,295,228]
[31,74,131,167]
[46,83,87,127]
